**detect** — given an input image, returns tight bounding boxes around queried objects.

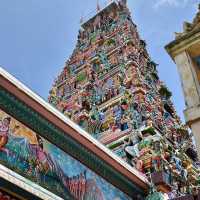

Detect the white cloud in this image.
[153,0,189,9]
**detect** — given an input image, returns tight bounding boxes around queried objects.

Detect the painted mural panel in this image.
[0,109,131,200]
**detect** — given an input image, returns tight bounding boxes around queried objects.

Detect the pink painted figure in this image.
[35,137,50,173]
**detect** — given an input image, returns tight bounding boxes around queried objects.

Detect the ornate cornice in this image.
[173,4,200,39]
[0,86,145,198]
[165,4,200,58]
[165,27,200,58]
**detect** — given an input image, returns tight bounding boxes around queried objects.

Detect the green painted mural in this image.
[0,108,132,200]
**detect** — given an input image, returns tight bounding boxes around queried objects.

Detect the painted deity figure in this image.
[120,114,129,131]
[170,152,183,174]
[131,109,142,129]
[119,63,128,80]
[35,136,51,178]
[0,117,11,154]
[152,140,164,172]
[180,168,188,183]
[113,105,122,122]
[98,51,110,71]
[125,130,142,158]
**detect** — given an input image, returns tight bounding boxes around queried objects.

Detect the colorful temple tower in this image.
[49,0,200,198]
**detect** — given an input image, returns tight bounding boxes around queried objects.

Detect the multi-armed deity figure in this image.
[49,0,200,198]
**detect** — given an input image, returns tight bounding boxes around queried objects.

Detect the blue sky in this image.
[0,0,199,121]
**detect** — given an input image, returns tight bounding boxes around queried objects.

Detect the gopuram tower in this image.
[49,0,200,198]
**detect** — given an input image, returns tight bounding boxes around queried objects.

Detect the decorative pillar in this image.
[174,51,200,108]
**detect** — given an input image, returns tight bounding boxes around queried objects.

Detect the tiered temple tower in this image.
[49,0,200,198]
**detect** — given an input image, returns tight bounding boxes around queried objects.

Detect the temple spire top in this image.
[96,0,101,12]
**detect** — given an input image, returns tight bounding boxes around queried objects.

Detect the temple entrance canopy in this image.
[0,67,148,199]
